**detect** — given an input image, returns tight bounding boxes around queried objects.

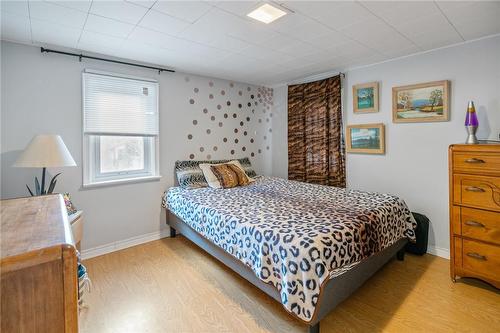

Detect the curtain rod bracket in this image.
[40,47,174,73]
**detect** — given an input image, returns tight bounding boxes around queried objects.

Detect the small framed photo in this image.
[346,123,385,154]
[353,82,379,113]
[392,80,450,123]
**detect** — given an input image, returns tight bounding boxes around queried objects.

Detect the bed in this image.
[164,175,416,333]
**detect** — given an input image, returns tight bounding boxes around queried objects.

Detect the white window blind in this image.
[83,71,159,136]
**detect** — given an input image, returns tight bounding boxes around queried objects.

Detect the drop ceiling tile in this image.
[454,18,500,41]
[0,0,29,17]
[0,12,31,43]
[31,18,81,48]
[303,31,352,49]
[152,1,212,23]
[437,1,500,25]
[360,1,438,26]
[125,0,156,9]
[139,9,191,36]
[78,30,124,55]
[29,1,88,29]
[46,0,92,13]
[226,19,279,45]
[128,26,177,49]
[90,0,149,25]
[410,28,463,50]
[213,1,259,17]
[284,1,375,30]
[207,35,253,53]
[85,14,135,39]
[395,13,458,39]
[270,13,333,42]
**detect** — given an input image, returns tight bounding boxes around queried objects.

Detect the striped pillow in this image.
[175,158,256,189]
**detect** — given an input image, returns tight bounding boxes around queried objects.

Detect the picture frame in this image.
[346,123,385,154]
[392,80,450,123]
[353,82,379,113]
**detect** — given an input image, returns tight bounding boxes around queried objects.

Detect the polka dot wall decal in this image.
[250,138,254,143]
[185,77,190,82]
[207,154,211,160]
[266,118,269,122]
[246,117,250,121]
[234,128,238,133]
[227,101,231,106]
[240,121,244,126]
[211,116,216,121]
[247,102,251,107]
[200,147,205,152]
[224,113,228,118]
[251,94,254,99]
[251,152,255,157]
[242,147,246,151]
[238,91,242,96]
[223,138,228,142]
[234,139,239,144]
[221,90,225,95]
[258,119,262,123]
[247,87,251,91]
[264,135,267,140]
[189,99,195,104]
[233,113,237,118]
[209,94,214,99]
[267,146,270,150]
[218,122,223,127]
[230,149,235,155]
[194,88,199,93]
[258,94,261,98]
[190,154,195,159]
[193,120,198,125]
[188,134,193,140]
[258,149,262,153]
[230,82,234,87]
[238,103,242,108]
[209,81,214,87]
[203,108,208,114]
[269,128,272,132]
[217,104,222,110]
[206,129,211,134]
[213,146,218,151]
[243,131,247,136]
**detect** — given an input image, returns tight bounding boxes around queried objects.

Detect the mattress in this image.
[165,176,416,322]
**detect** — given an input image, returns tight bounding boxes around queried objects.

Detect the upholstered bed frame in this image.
[165,210,407,333]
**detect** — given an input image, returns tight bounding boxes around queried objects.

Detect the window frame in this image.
[82,69,160,188]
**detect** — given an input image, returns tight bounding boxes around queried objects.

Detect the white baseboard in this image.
[427,245,450,259]
[81,228,170,260]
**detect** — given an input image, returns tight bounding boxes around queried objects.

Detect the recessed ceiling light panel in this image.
[247,3,287,24]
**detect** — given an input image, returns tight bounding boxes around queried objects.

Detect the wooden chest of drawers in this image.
[449,143,500,288]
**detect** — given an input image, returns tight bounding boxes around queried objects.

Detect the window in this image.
[83,70,159,186]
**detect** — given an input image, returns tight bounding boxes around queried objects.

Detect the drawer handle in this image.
[465,186,485,192]
[464,220,485,228]
[466,252,487,261]
[465,158,485,164]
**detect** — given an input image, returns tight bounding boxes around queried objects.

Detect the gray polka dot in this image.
[251,152,255,157]
[238,91,242,96]
[213,146,218,151]
[188,134,193,140]
[221,90,225,95]
[230,149,235,155]
[209,94,214,99]
[189,99,194,104]
[266,146,270,150]
[194,88,199,93]
[218,122,223,127]
[246,117,250,121]
[247,87,251,91]
[258,119,262,123]
[209,81,214,87]
[211,116,216,121]
[264,135,267,140]
[206,129,211,134]
[217,104,221,110]
[207,154,211,160]
[233,113,237,118]
[234,139,239,144]
[230,82,234,87]
[240,121,244,126]
[193,120,198,125]
[234,128,238,133]
[242,147,246,151]
[243,131,247,136]
[269,128,272,132]
[224,113,228,118]
[223,137,228,142]
[258,149,262,153]
[250,138,254,143]
[185,77,190,82]
[227,101,231,106]
[200,147,204,152]
[203,108,208,114]
[189,154,195,159]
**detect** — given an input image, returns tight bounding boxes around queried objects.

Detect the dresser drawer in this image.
[461,207,500,245]
[462,239,500,281]
[453,174,500,211]
[453,152,500,176]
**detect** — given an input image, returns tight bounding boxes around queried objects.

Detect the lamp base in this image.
[465,126,479,144]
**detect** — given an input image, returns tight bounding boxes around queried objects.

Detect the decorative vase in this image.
[464,101,479,144]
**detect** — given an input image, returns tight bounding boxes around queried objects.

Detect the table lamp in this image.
[13,134,76,196]
[464,101,479,144]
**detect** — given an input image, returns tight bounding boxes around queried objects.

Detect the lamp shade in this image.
[13,134,76,168]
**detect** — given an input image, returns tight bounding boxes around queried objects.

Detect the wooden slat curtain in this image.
[288,75,345,187]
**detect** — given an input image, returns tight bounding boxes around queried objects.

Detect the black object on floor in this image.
[405,212,429,255]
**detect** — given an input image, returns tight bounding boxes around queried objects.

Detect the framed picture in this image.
[353,82,379,113]
[346,123,385,154]
[392,80,450,123]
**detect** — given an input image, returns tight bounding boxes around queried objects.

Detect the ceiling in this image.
[1,1,499,86]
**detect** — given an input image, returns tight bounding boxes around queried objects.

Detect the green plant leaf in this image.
[26,185,34,196]
[35,177,41,195]
[47,173,61,194]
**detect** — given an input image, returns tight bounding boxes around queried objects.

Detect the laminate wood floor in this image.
[81,237,500,333]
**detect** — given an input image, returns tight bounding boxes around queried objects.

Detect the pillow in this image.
[210,164,241,189]
[199,160,251,189]
[227,164,250,186]
[175,158,257,189]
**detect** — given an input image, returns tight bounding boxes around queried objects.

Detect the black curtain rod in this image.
[40,47,174,74]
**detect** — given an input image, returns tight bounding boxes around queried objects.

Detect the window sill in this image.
[82,175,162,189]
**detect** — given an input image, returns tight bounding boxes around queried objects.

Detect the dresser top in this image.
[450,142,500,152]
[1,194,74,261]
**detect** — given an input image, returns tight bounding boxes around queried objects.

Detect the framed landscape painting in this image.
[346,123,385,154]
[353,82,379,113]
[392,80,450,123]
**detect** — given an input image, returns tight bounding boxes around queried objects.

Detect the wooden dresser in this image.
[1,194,79,332]
[449,143,500,288]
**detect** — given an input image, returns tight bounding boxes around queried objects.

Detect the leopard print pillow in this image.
[227,164,250,186]
[210,164,239,188]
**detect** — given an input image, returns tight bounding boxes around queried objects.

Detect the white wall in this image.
[1,41,273,254]
[271,35,500,256]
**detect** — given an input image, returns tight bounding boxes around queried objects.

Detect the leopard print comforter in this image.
[165,177,416,323]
